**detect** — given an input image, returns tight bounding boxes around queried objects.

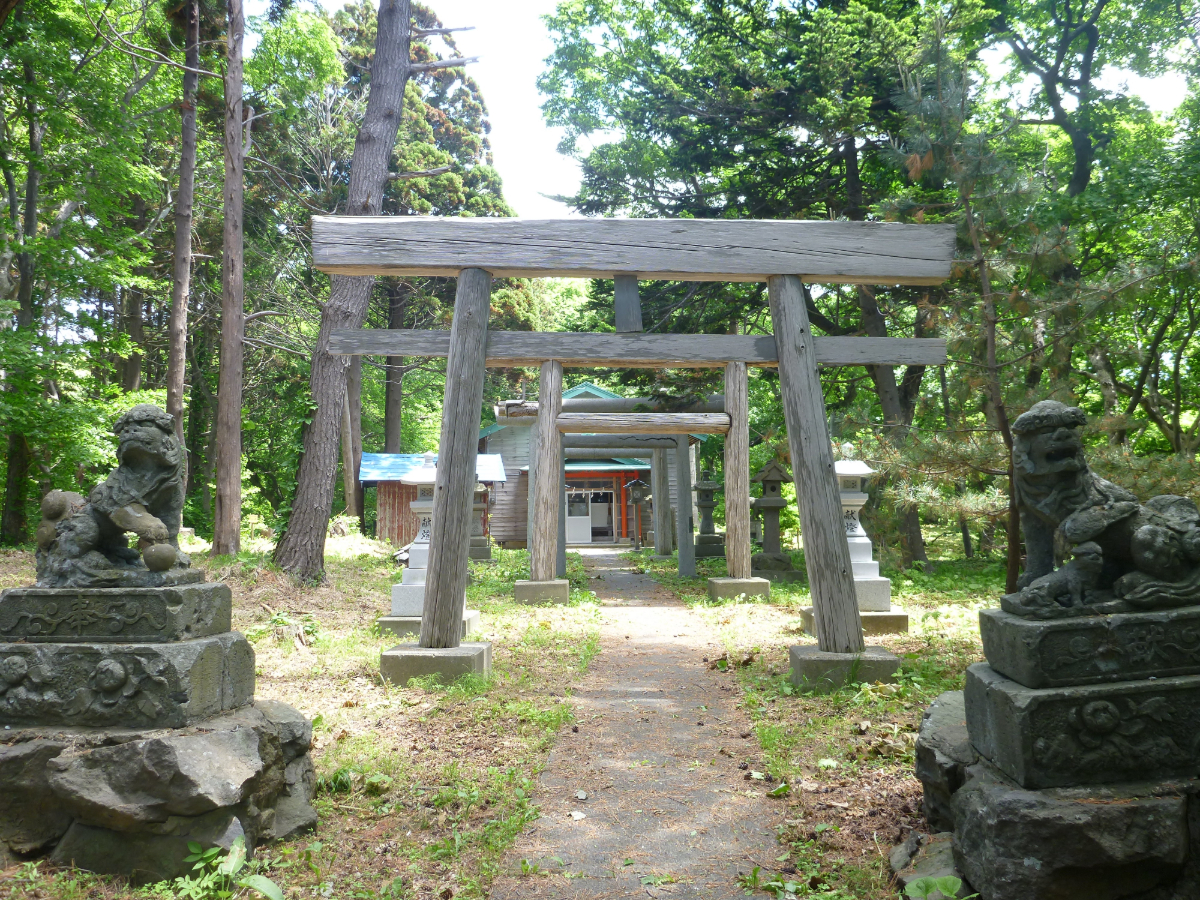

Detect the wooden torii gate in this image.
[315,217,953,657]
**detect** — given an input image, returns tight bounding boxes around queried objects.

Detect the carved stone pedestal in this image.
[0,585,317,880]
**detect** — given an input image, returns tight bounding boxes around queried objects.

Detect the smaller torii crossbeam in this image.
[313,216,953,677]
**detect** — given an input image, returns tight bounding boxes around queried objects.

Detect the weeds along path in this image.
[491,548,780,899]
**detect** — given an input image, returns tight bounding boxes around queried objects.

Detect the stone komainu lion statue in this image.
[1004,400,1200,618]
[35,404,201,588]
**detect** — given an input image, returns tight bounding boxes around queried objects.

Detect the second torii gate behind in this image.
[314,216,954,657]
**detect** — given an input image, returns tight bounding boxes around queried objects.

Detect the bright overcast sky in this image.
[244,1,1191,221]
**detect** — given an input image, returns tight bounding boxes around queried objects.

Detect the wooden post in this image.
[725,361,752,579]
[530,360,563,581]
[768,275,863,654]
[675,438,696,576]
[652,448,672,555]
[614,274,643,332]
[557,467,567,577]
[526,416,539,549]
[421,267,491,649]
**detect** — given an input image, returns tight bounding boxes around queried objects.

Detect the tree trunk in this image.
[1,55,41,545]
[166,0,200,447]
[964,194,1021,592]
[122,196,147,393]
[122,284,144,392]
[213,0,244,557]
[346,356,364,528]
[275,0,413,582]
[384,283,406,453]
[856,285,928,566]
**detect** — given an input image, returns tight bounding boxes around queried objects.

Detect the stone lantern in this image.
[835,460,893,608]
[693,470,726,558]
[469,484,491,560]
[799,456,908,635]
[380,452,479,639]
[628,479,651,550]
[751,460,801,581]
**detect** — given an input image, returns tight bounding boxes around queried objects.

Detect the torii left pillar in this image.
[381,267,493,684]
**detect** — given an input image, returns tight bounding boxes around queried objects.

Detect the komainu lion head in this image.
[1011,400,1092,525]
[112,404,183,481]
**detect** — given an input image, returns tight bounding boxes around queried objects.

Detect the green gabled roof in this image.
[479,422,506,440]
[563,381,624,400]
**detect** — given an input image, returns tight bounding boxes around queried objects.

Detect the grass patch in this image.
[688,555,997,899]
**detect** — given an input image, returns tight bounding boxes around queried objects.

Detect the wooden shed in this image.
[361,453,507,548]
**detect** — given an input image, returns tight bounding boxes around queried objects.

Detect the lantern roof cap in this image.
[400,451,438,485]
[751,459,792,483]
[834,460,875,477]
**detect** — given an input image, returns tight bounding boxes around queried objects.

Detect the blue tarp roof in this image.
[360,453,507,484]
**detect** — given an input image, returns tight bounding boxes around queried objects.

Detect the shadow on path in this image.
[491,548,781,899]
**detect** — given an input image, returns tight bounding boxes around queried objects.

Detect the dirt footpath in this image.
[491,549,782,899]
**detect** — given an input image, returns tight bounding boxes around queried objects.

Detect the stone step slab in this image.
[0,583,232,643]
[0,632,254,729]
[980,605,1200,689]
[965,662,1200,789]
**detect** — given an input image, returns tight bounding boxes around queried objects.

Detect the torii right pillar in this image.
[768,275,900,691]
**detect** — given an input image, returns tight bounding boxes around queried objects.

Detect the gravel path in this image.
[490,548,781,899]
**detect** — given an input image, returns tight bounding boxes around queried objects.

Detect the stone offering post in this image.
[469,484,491,560]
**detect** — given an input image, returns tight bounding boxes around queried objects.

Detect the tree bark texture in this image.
[419,268,491,648]
[531,360,563,582]
[122,284,144,392]
[166,0,200,446]
[768,275,864,654]
[724,362,751,578]
[275,0,412,581]
[213,0,245,557]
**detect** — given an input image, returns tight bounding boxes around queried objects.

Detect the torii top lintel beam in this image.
[312,216,956,286]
